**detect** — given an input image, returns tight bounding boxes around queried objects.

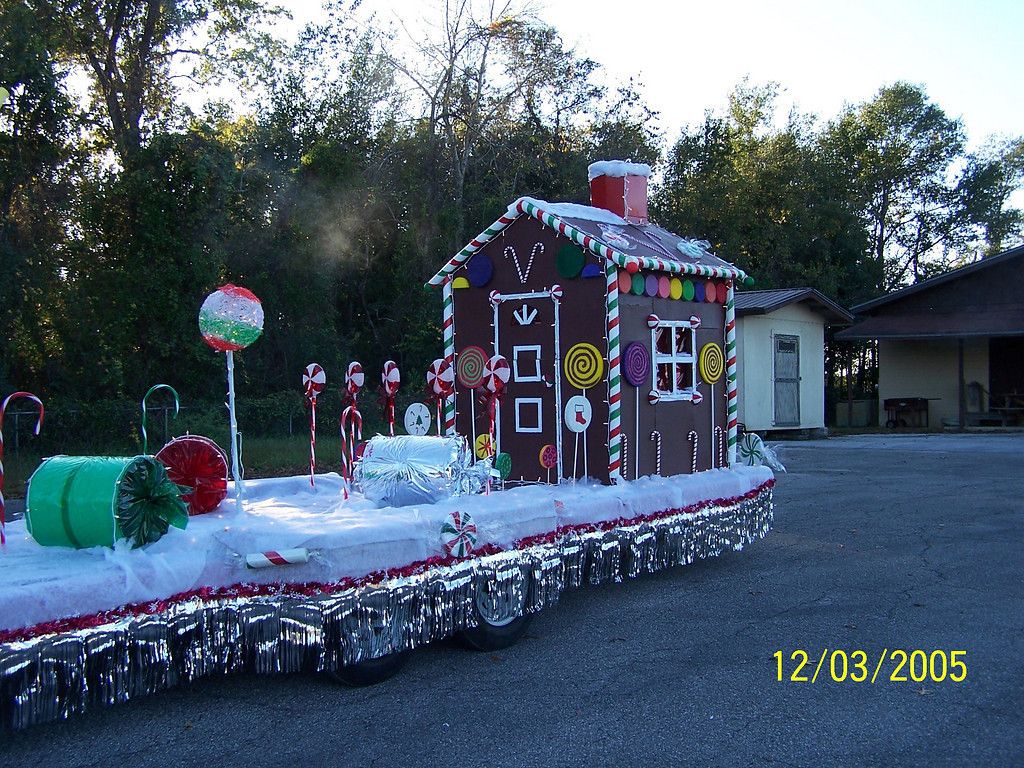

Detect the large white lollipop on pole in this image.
[199,284,264,500]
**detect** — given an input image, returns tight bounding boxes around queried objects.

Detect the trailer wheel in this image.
[458,578,532,651]
[329,651,409,687]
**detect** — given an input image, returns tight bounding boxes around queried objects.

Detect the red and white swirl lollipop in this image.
[482,354,510,395]
[303,363,325,487]
[427,358,455,397]
[381,360,401,436]
[427,358,454,436]
[346,361,365,398]
[303,363,326,401]
[382,360,401,396]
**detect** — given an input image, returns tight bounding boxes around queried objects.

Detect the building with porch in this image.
[836,245,1024,428]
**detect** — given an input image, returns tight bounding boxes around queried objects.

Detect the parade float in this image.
[0,162,775,730]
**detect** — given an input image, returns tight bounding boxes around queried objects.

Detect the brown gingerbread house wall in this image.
[450,216,612,483]
[618,293,728,478]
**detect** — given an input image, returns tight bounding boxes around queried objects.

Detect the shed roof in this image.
[427,197,749,287]
[734,288,853,324]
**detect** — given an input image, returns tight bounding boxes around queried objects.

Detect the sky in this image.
[278,0,1022,150]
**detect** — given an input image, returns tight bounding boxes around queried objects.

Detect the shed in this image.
[836,245,1024,428]
[734,288,853,432]
[427,161,751,483]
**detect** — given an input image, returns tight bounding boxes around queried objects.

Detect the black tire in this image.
[328,651,409,687]
[459,613,532,651]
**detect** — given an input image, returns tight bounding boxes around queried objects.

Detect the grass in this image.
[1,434,358,499]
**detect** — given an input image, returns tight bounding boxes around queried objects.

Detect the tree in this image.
[31,0,284,167]
[387,0,601,253]
[822,83,966,287]
[0,0,80,391]
[652,81,872,306]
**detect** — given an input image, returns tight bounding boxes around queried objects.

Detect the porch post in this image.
[957,337,965,431]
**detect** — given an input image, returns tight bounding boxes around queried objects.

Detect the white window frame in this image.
[650,319,699,401]
[514,397,544,433]
[512,344,543,382]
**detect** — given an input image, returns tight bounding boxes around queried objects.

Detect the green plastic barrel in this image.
[25,456,189,549]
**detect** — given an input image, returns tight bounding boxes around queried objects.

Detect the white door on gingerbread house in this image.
[491,288,564,482]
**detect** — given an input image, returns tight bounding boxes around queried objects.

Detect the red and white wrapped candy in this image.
[245,548,310,569]
[689,315,702,329]
[646,313,660,328]
[647,390,661,405]
[482,355,510,395]
[691,390,704,405]
[550,284,563,302]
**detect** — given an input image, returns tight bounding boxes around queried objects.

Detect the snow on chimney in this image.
[588,160,652,225]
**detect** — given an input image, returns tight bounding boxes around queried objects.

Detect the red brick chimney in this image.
[588,161,652,225]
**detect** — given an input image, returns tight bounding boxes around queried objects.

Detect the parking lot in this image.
[4,433,1023,766]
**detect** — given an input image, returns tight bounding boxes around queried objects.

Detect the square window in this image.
[512,345,542,382]
[650,319,700,401]
[514,398,543,433]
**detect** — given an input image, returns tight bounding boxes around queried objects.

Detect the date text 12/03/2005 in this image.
[774,649,967,684]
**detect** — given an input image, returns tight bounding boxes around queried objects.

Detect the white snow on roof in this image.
[512,196,627,225]
[587,160,652,181]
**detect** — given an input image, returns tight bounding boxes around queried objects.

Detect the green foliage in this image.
[1,1,1021,439]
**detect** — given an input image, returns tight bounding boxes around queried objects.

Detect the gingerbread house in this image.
[427,161,751,484]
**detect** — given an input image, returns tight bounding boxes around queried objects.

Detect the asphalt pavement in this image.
[3,433,1023,766]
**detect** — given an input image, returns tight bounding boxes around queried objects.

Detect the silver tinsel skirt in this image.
[0,485,772,730]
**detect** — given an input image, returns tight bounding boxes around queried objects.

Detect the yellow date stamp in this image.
[774,649,967,684]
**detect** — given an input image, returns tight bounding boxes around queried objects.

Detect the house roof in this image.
[427,197,750,287]
[837,244,1024,340]
[835,311,1024,339]
[850,244,1024,312]
[734,288,853,324]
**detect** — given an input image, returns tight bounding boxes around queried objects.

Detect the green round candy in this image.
[631,274,645,295]
[495,452,512,480]
[682,279,695,301]
[556,244,585,278]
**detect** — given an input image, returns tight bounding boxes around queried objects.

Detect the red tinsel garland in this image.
[0,478,773,645]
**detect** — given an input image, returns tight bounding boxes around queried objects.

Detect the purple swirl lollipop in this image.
[623,342,651,387]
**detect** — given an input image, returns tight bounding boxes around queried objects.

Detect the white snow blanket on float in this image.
[0,467,771,632]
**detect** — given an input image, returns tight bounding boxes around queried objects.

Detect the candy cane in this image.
[715,426,725,468]
[620,434,629,480]
[0,392,44,546]
[688,430,699,473]
[649,430,662,476]
[340,405,362,499]
[605,259,622,482]
[725,280,739,465]
[140,384,179,455]
[245,548,310,569]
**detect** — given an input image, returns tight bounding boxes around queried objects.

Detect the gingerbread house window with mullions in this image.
[652,317,699,400]
[427,160,754,484]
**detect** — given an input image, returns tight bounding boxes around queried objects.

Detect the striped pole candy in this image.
[0,392,44,546]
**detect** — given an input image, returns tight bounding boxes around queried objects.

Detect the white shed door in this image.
[774,335,800,427]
